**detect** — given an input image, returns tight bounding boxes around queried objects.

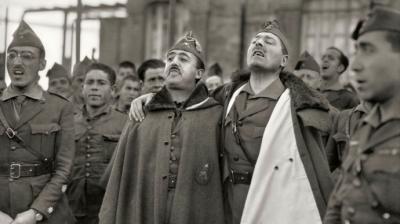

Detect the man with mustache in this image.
[0,20,75,224]
[130,20,335,224]
[324,7,400,224]
[68,63,127,224]
[99,32,225,224]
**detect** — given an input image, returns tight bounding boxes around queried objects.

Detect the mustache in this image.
[167,64,181,74]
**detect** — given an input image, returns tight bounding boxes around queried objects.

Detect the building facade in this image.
[99,0,400,81]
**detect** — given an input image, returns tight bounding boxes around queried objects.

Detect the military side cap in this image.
[294,51,320,73]
[8,20,45,57]
[257,20,289,55]
[72,56,93,78]
[47,63,70,79]
[353,6,400,40]
[169,31,205,69]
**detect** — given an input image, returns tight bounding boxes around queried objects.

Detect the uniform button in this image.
[86,153,91,158]
[171,134,176,139]
[86,145,90,149]
[274,166,279,170]
[47,207,54,214]
[344,220,351,224]
[10,146,17,151]
[171,155,177,161]
[382,213,391,219]
[86,136,91,140]
[61,185,67,193]
[85,162,90,167]
[85,172,90,177]
[170,146,175,151]
[233,156,239,162]
[347,207,355,215]
[352,178,361,187]
[289,158,293,162]
[164,141,169,146]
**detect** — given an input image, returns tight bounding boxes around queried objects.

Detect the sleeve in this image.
[323,174,344,224]
[30,100,75,218]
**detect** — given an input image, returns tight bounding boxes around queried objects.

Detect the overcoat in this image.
[99,83,225,224]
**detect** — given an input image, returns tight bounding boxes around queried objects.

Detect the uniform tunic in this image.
[324,104,400,224]
[223,78,285,223]
[0,84,75,223]
[68,104,126,223]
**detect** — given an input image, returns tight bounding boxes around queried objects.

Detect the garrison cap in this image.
[294,51,320,73]
[47,63,70,80]
[168,31,205,69]
[352,6,400,40]
[257,20,289,55]
[8,20,45,57]
[72,56,93,78]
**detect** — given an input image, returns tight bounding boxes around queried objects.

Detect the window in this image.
[145,1,189,59]
[301,0,365,61]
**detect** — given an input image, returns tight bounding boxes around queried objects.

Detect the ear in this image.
[280,55,289,67]
[110,84,118,98]
[195,69,204,80]
[337,64,345,74]
[39,58,47,71]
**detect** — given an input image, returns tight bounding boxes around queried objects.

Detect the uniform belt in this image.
[229,169,252,185]
[168,174,177,189]
[0,162,53,179]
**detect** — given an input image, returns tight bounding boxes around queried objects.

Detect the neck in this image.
[11,82,36,93]
[320,75,342,90]
[116,99,128,112]
[167,87,193,103]
[86,103,108,118]
[379,93,400,120]
[249,68,280,95]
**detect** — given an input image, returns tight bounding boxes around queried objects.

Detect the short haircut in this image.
[86,63,116,86]
[385,31,400,53]
[137,59,165,81]
[328,46,349,74]
[119,60,136,70]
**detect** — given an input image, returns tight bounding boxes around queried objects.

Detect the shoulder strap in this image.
[0,106,49,162]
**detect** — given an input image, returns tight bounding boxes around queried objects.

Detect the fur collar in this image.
[227,70,330,111]
[147,82,219,111]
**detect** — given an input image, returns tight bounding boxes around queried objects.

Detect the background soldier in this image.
[47,63,73,100]
[324,6,400,224]
[137,59,166,94]
[319,47,359,110]
[293,50,321,89]
[113,75,141,114]
[0,20,75,224]
[67,63,127,224]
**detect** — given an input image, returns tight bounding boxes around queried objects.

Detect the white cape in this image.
[240,89,321,224]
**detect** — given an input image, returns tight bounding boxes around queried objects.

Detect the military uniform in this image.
[223,78,284,222]
[68,104,126,224]
[324,105,400,224]
[0,84,76,223]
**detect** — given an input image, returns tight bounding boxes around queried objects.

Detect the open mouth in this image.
[252,50,265,57]
[168,67,181,75]
[12,69,25,75]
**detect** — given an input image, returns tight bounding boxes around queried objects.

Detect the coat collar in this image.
[147,82,219,111]
[1,83,44,101]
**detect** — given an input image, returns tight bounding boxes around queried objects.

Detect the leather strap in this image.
[0,106,49,162]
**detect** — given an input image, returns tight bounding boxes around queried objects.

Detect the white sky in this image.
[0,0,126,89]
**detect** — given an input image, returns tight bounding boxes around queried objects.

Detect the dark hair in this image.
[137,59,165,81]
[118,61,136,70]
[386,31,400,53]
[328,46,349,74]
[86,63,116,86]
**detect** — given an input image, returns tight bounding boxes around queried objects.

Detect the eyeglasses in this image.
[7,51,37,63]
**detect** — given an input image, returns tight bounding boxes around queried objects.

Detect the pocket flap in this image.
[31,123,61,134]
[102,134,120,142]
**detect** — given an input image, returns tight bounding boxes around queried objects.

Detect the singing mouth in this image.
[252,50,265,57]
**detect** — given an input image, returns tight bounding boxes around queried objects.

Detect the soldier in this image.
[205,75,223,93]
[137,59,166,94]
[0,21,75,223]
[116,61,136,87]
[67,63,127,224]
[0,80,7,96]
[319,47,359,110]
[324,6,400,224]
[130,21,335,224]
[47,63,73,100]
[99,32,225,224]
[114,75,141,114]
[293,50,321,89]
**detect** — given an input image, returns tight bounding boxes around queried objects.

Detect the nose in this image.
[254,39,263,47]
[351,55,363,74]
